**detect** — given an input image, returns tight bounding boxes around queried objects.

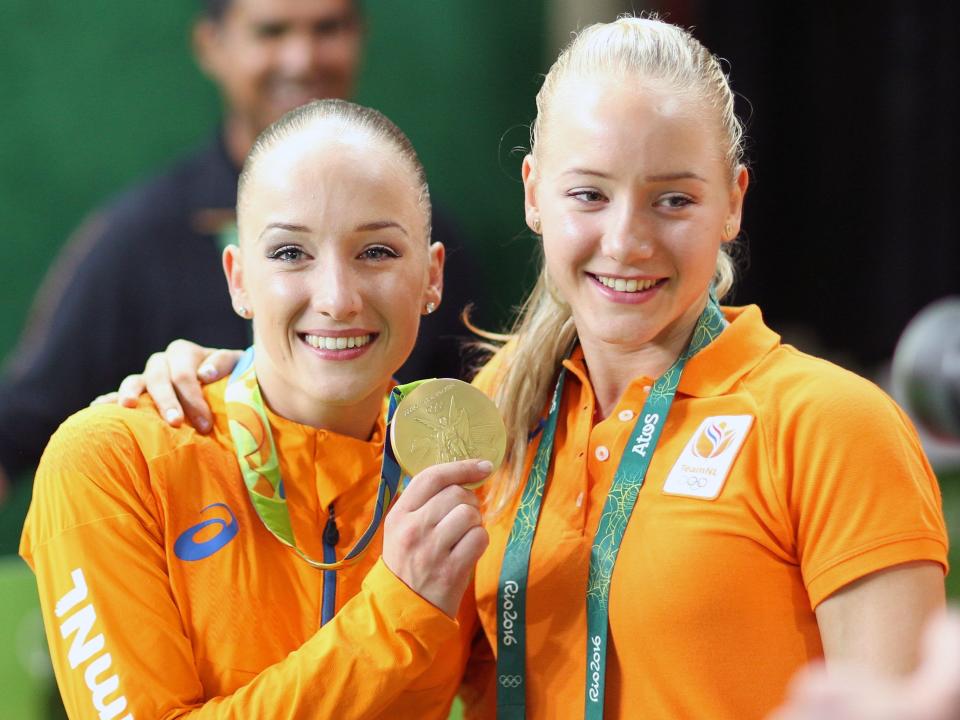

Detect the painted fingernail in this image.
[477,460,493,473]
[198,364,217,381]
[164,408,181,424]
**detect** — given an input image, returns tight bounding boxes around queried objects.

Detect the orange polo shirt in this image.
[21,378,475,719]
[470,305,948,720]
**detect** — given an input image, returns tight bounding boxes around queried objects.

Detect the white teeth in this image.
[596,275,658,292]
[304,334,372,350]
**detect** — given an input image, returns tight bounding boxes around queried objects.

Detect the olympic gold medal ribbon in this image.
[225,348,425,571]
[495,297,727,719]
[390,378,506,488]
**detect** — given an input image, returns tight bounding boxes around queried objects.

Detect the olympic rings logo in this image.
[686,476,708,488]
[499,674,523,688]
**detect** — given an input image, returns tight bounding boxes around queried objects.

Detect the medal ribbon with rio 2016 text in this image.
[226,347,425,570]
[495,297,726,720]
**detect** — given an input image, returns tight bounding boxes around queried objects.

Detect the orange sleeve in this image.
[458,602,496,719]
[21,410,461,720]
[778,368,949,608]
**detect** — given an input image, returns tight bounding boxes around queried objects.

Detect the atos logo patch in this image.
[174,503,239,561]
[692,421,737,459]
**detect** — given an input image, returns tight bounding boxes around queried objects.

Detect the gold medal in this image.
[390,379,506,488]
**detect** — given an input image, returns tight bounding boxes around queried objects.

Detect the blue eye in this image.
[267,245,305,262]
[359,246,400,261]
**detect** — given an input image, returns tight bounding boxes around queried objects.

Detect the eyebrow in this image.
[256,220,408,241]
[563,168,613,179]
[563,168,708,183]
[259,222,310,240]
[645,171,708,183]
[356,220,408,236]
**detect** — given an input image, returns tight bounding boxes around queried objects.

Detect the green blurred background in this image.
[0,1,957,717]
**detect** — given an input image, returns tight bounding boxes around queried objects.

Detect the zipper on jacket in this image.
[321,503,339,626]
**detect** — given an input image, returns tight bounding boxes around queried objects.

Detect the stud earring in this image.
[724,223,733,239]
[236,305,251,319]
[424,302,436,315]
[531,217,541,234]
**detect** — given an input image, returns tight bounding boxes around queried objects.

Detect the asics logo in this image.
[499,674,522,688]
[174,503,239,561]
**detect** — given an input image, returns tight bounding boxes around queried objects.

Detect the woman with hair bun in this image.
[96,16,948,720]
[21,99,490,719]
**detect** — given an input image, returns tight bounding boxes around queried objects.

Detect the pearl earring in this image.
[424,302,436,315]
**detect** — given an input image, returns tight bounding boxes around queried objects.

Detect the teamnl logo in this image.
[692,420,737,459]
[56,568,133,720]
[662,415,754,500]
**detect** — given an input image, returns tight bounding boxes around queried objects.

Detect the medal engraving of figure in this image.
[391,379,506,485]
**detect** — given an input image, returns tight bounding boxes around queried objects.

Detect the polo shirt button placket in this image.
[618,409,635,422]
[595,445,610,462]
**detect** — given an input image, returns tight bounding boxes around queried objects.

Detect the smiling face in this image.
[227,121,442,433]
[196,0,363,148]
[524,77,748,362]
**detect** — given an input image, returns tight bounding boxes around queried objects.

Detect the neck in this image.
[223,113,259,169]
[580,295,709,420]
[253,362,387,441]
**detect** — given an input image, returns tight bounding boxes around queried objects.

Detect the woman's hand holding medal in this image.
[382,458,492,617]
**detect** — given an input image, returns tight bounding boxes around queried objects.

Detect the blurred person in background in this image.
[0,0,478,501]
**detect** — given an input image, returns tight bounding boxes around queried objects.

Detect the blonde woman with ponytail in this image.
[469,15,945,720]
[100,16,946,720]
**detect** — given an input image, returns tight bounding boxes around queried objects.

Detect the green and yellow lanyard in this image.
[226,347,424,625]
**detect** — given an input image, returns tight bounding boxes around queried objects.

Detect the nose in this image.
[277,33,317,77]
[601,198,654,265]
[313,261,362,321]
